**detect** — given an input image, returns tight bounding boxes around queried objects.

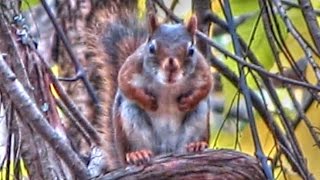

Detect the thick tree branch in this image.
[98,150,266,180]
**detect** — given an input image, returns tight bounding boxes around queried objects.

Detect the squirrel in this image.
[83,2,213,170]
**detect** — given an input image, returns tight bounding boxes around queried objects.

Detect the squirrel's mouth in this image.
[158,70,182,85]
[165,71,182,84]
[167,76,176,84]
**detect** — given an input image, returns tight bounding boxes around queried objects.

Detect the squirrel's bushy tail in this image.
[57,0,146,169]
[85,1,147,169]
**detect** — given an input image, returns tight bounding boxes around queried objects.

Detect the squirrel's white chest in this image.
[146,105,184,153]
[146,86,185,135]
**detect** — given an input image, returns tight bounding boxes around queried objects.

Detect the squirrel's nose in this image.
[168,57,174,66]
[164,57,179,72]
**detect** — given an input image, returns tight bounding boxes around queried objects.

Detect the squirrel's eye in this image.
[187,42,195,57]
[149,40,157,54]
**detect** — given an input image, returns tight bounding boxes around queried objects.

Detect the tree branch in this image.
[98,150,266,180]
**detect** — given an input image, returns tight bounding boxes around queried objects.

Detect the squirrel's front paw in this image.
[177,95,194,112]
[147,95,158,111]
[126,149,153,165]
[142,91,158,111]
[135,90,158,111]
[186,141,208,152]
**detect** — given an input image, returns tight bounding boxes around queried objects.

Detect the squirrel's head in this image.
[143,14,201,85]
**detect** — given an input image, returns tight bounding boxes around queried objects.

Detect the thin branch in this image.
[287,88,320,147]
[0,54,91,179]
[240,40,311,179]
[293,91,314,128]
[212,92,239,147]
[54,97,92,145]
[169,0,179,11]
[153,0,182,22]
[210,12,255,36]
[298,0,320,53]
[207,12,318,96]
[39,0,99,105]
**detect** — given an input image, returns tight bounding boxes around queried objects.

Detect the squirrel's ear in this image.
[186,15,197,36]
[148,13,159,34]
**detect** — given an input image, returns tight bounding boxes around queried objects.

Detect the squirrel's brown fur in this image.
[112,12,212,166]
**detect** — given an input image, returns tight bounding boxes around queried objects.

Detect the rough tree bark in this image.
[97,149,266,180]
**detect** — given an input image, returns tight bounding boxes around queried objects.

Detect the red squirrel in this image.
[84,3,213,169]
[113,14,213,165]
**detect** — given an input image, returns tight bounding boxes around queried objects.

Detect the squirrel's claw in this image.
[186,141,208,152]
[126,149,153,165]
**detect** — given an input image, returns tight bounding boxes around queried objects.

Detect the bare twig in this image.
[288,88,320,147]
[54,97,92,145]
[210,12,255,36]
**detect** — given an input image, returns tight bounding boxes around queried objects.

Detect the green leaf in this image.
[230,0,259,16]
[21,0,40,11]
